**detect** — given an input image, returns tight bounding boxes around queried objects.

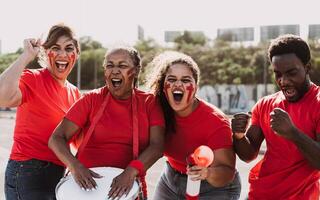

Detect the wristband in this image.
[128,160,146,176]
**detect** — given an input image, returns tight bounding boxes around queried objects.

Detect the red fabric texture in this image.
[249,83,320,200]
[10,68,80,165]
[185,193,199,200]
[128,160,146,176]
[165,99,232,173]
[65,86,164,169]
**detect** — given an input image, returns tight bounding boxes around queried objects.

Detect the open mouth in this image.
[55,61,69,71]
[172,90,184,102]
[282,88,296,99]
[111,78,122,88]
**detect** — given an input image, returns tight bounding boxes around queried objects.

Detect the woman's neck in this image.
[175,98,199,117]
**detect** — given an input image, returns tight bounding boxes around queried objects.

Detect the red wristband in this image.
[128,160,146,176]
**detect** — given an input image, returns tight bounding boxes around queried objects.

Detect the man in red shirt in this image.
[232,34,320,199]
[0,24,81,200]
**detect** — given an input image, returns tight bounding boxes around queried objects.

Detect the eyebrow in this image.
[274,68,298,73]
[167,75,192,79]
[106,61,129,64]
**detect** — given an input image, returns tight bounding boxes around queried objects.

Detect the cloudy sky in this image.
[1,0,319,53]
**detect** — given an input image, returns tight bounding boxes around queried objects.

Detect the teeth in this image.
[56,61,68,65]
[173,91,183,94]
[111,78,121,81]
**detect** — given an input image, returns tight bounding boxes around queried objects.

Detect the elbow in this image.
[48,135,54,150]
[48,134,59,150]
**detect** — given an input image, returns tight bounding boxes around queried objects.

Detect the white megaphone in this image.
[186,145,214,200]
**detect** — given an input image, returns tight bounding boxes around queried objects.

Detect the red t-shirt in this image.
[10,68,81,166]
[249,83,320,200]
[164,99,233,173]
[65,87,164,169]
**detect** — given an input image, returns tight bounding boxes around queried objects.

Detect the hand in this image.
[108,167,138,199]
[21,38,41,64]
[186,165,209,181]
[270,108,297,140]
[70,162,103,191]
[231,112,251,139]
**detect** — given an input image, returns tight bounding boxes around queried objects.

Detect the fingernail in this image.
[86,188,90,192]
[81,187,85,191]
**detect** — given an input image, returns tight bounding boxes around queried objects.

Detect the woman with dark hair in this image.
[0,24,81,200]
[49,46,165,199]
[147,51,241,200]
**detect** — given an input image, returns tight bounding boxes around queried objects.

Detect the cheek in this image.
[186,84,195,102]
[48,51,55,59]
[68,52,76,66]
[163,82,172,99]
[47,51,56,67]
[126,67,136,78]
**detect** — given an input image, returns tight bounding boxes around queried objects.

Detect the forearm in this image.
[0,54,29,106]
[233,135,259,162]
[48,134,82,170]
[135,143,163,171]
[206,165,235,187]
[290,130,320,169]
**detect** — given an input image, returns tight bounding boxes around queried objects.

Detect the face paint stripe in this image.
[164,82,171,100]
[69,52,76,68]
[48,51,55,69]
[186,84,195,103]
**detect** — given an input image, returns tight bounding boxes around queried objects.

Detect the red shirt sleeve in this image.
[251,99,262,126]
[207,115,233,150]
[19,69,37,104]
[65,93,92,128]
[147,96,165,127]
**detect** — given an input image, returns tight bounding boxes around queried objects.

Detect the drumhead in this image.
[56,167,139,200]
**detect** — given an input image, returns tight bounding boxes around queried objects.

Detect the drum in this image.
[56,167,139,200]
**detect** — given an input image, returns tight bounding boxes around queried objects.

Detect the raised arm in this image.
[232,113,265,162]
[0,39,39,107]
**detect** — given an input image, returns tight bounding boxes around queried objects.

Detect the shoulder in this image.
[198,99,229,122]
[82,86,107,98]
[255,91,282,107]
[135,89,157,102]
[77,87,107,106]
[21,68,42,78]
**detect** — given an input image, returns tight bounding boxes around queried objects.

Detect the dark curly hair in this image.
[268,34,311,65]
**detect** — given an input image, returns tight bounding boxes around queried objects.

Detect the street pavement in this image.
[0,111,264,200]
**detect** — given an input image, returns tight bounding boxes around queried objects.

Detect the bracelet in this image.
[128,160,146,176]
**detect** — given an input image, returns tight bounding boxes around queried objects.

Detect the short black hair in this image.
[268,34,310,65]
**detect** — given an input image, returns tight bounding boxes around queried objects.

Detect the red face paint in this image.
[164,82,171,100]
[186,84,195,103]
[127,67,136,79]
[48,51,55,68]
[68,52,76,67]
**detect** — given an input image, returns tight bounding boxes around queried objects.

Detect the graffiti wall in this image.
[197,84,276,114]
